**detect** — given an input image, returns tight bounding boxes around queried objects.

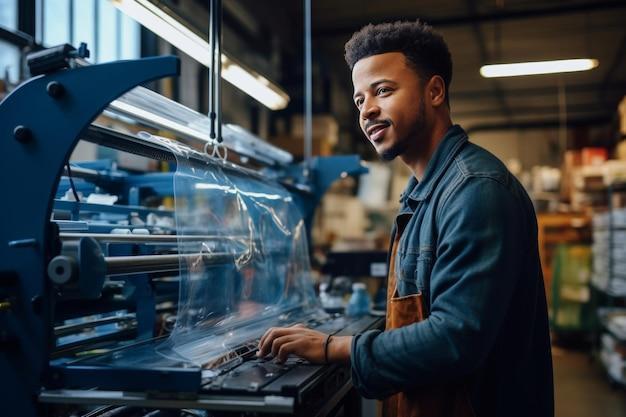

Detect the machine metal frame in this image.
[0,54,374,416]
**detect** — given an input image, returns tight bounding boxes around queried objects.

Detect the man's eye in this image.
[355,98,363,107]
[376,87,391,95]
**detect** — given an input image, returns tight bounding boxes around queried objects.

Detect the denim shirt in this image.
[350,125,554,417]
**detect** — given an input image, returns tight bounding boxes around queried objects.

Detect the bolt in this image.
[31,295,42,315]
[13,125,32,143]
[46,81,65,99]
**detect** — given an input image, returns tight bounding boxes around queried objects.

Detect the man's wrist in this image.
[328,335,352,364]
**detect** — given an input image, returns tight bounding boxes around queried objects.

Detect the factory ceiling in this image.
[233,0,626,136]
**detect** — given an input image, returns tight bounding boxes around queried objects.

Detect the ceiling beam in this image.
[313,0,626,38]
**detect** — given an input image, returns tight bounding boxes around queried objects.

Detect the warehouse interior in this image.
[1,0,626,416]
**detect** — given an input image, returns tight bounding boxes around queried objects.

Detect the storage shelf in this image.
[591,281,626,298]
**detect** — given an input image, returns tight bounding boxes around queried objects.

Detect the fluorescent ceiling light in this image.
[110,0,290,110]
[480,58,599,78]
[221,64,289,112]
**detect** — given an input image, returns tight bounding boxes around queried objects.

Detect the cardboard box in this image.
[269,114,340,158]
[290,114,339,145]
[581,147,608,166]
[318,194,367,241]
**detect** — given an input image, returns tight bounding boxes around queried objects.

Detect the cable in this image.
[65,162,80,202]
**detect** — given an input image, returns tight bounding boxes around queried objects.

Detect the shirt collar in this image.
[399,125,468,207]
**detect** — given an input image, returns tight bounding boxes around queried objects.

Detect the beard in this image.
[379,97,427,162]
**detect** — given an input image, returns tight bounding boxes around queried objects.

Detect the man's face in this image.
[352,52,427,161]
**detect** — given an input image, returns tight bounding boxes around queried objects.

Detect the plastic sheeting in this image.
[107,86,293,165]
[140,133,323,368]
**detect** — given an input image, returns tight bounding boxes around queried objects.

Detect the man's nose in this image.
[360,98,380,120]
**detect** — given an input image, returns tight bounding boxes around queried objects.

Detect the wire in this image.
[65,162,80,202]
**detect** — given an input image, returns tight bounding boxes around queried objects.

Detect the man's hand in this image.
[256,324,353,364]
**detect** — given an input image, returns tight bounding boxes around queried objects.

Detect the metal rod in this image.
[304,0,312,175]
[60,233,250,243]
[38,390,295,413]
[105,252,235,276]
[558,77,567,164]
[208,0,217,141]
[62,165,101,180]
[82,124,270,181]
[214,0,223,143]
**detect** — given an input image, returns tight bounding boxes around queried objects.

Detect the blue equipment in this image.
[0,50,379,417]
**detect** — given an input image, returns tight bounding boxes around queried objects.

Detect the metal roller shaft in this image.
[104,252,235,276]
[60,233,250,243]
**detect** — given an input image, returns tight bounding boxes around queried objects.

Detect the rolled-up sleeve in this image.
[350,177,525,399]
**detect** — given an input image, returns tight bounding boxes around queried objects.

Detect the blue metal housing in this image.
[0,56,365,416]
[0,56,180,416]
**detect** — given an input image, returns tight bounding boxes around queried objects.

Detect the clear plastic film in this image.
[107,87,293,165]
[140,133,323,368]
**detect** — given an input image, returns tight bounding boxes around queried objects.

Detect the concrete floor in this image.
[553,347,626,417]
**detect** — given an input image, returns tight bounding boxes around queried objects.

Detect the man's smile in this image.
[366,121,391,142]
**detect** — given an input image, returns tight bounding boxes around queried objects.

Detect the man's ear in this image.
[427,75,446,107]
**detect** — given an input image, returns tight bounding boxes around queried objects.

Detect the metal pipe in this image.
[61,165,101,180]
[214,0,223,143]
[208,0,222,143]
[303,0,312,176]
[60,233,250,243]
[104,252,234,276]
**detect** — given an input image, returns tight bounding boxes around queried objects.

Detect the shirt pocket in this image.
[397,253,418,297]
[415,248,433,302]
[396,247,433,298]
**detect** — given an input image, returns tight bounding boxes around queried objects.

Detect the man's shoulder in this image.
[451,140,511,186]
[432,139,528,207]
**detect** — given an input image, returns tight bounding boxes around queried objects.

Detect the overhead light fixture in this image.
[110,0,290,110]
[480,58,599,78]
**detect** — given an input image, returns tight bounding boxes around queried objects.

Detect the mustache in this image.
[364,119,391,132]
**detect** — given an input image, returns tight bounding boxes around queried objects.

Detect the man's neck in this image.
[402,118,453,181]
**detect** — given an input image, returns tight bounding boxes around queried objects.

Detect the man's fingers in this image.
[271,335,296,358]
[258,328,278,357]
[276,341,299,363]
[258,326,311,357]
[258,327,289,355]
[258,327,275,350]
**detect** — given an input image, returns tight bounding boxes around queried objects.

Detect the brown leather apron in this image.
[383,215,475,417]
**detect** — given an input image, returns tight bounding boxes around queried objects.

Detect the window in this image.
[73,0,95,55]
[0,0,19,83]
[0,0,17,30]
[43,0,70,46]
[41,0,140,63]
[0,41,20,83]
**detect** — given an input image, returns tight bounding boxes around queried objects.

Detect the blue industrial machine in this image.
[0,47,380,417]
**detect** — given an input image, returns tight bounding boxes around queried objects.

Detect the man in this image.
[257,20,553,417]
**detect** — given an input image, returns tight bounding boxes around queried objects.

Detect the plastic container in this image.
[346,282,371,317]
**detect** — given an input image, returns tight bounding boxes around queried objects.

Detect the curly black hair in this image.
[344,20,452,104]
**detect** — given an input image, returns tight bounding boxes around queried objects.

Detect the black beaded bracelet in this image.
[323,334,333,364]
